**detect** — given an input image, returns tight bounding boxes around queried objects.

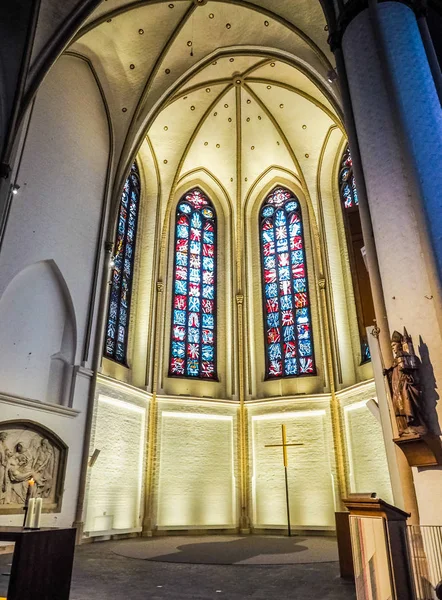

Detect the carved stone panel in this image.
[0,421,67,513]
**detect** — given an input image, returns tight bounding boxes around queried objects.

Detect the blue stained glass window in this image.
[260,187,315,378]
[339,146,358,209]
[105,162,140,363]
[169,188,217,379]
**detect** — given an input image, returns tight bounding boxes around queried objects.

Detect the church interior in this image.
[0,0,442,598]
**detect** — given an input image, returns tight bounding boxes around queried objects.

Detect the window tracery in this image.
[105,162,140,363]
[169,188,217,379]
[260,187,315,378]
[339,146,373,363]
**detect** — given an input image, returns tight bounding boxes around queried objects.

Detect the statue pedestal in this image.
[394,433,442,467]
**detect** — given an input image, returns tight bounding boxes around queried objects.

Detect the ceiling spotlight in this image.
[327,69,338,83]
[11,184,20,195]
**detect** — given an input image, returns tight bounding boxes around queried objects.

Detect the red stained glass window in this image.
[169,188,217,379]
[260,187,315,378]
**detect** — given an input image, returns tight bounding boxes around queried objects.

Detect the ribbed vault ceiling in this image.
[67,0,344,208]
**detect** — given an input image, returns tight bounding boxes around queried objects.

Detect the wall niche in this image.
[0,420,68,514]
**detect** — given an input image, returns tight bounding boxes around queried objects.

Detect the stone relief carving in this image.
[0,424,65,511]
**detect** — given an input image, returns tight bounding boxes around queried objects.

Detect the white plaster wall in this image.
[248,399,337,529]
[0,53,109,527]
[156,400,237,528]
[84,388,147,535]
[0,54,109,374]
[343,400,393,503]
[0,369,91,528]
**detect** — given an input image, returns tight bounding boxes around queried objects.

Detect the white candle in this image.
[34,498,43,529]
[25,498,36,528]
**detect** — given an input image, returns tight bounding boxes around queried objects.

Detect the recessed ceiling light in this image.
[226,23,231,29]
[138,28,144,34]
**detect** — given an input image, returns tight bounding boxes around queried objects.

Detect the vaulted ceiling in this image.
[64,0,345,209]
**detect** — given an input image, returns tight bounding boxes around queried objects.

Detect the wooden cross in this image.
[265,424,304,537]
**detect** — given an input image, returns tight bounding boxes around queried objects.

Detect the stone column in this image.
[330,0,442,524]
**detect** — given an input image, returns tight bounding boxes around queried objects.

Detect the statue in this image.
[384,329,427,437]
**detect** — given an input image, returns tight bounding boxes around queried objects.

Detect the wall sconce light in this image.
[327,70,338,84]
[11,184,20,195]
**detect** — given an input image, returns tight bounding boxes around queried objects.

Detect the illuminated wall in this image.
[250,400,337,529]
[340,383,393,503]
[84,383,148,535]
[156,401,237,528]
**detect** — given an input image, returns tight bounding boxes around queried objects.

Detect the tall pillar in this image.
[0,1,41,241]
[329,0,442,524]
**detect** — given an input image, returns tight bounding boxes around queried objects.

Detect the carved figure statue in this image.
[8,443,35,503]
[0,432,12,502]
[33,438,55,498]
[384,329,427,437]
[0,428,60,508]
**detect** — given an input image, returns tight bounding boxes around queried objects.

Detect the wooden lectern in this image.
[343,497,415,600]
[0,527,76,600]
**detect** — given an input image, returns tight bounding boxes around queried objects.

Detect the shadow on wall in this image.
[418,337,441,436]
[0,260,76,405]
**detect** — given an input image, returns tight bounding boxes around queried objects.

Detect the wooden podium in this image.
[0,527,76,600]
[343,497,415,600]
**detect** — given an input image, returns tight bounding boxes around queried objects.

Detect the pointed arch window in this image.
[260,187,315,378]
[169,188,217,379]
[339,146,373,363]
[105,162,140,363]
[339,146,358,209]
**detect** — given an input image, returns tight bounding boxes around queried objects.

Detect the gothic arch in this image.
[0,260,77,405]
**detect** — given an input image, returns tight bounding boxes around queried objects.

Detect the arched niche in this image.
[245,171,325,398]
[161,176,233,399]
[0,420,68,514]
[0,260,77,406]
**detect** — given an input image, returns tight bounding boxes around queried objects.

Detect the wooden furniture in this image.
[335,511,354,580]
[343,497,414,600]
[0,527,76,600]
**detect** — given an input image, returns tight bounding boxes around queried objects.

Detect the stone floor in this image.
[0,538,356,599]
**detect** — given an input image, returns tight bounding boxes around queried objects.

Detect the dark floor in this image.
[0,539,356,599]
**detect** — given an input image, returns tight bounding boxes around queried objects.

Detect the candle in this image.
[34,498,43,529]
[25,478,35,506]
[24,498,36,528]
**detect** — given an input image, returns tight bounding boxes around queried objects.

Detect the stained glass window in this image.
[339,146,358,209]
[339,145,372,363]
[260,187,315,378]
[169,188,217,379]
[105,162,140,363]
